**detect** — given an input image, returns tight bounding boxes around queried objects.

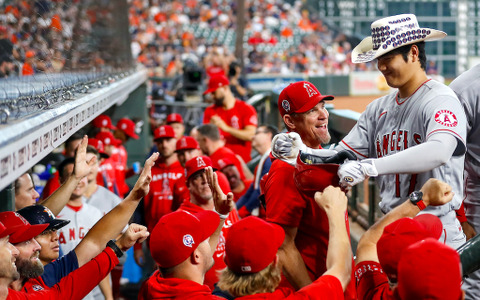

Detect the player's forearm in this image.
[373,134,456,175]
[223,126,255,141]
[356,200,419,264]
[40,175,81,216]
[324,210,352,290]
[75,197,139,266]
[99,275,114,300]
[278,245,313,290]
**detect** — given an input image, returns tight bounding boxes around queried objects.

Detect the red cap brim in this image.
[10,223,49,244]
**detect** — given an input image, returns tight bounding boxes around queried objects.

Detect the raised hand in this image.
[205,166,235,216]
[116,223,149,251]
[420,178,454,207]
[271,132,306,166]
[314,186,348,214]
[129,152,159,200]
[338,159,377,189]
[73,136,97,180]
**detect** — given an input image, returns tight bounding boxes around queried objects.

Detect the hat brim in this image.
[187,167,218,181]
[47,219,70,231]
[203,87,218,95]
[126,131,139,139]
[352,29,446,63]
[10,223,49,244]
[294,95,334,114]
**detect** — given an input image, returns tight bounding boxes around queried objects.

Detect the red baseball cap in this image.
[377,216,442,280]
[185,156,216,181]
[0,221,8,239]
[0,212,48,244]
[150,210,220,268]
[92,115,116,130]
[166,113,184,124]
[203,75,229,95]
[87,138,109,158]
[153,125,175,140]
[225,216,285,274]
[294,157,340,198]
[95,131,121,147]
[216,158,235,170]
[116,118,139,139]
[397,238,462,300]
[175,136,199,152]
[278,81,334,117]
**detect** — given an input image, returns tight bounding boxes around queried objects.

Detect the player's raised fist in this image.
[271,132,306,166]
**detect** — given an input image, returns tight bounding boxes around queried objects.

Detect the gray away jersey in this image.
[339,79,466,216]
[450,64,480,185]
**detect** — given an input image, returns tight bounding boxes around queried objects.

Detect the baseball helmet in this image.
[17,205,70,231]
[294,150,356,198]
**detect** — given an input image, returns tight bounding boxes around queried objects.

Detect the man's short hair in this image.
[58,157,76,180]
[86,145,100,160]
[197,124,221,141]
[65,132,84,148]
[259,124,278,139]
[382,41,426,70]
[14,172,33,195]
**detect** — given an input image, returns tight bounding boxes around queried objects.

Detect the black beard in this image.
[214,96,224,106]
[15,256,44,279]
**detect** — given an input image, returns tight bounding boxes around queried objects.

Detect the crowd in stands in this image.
[129,0,375,79]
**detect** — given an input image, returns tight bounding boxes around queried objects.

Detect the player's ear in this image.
[283,114,296,130]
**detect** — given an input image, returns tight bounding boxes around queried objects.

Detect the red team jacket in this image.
[203,100,258,162]
[143,160,187,233]
[8,247,119,299]
[179,200,239,290]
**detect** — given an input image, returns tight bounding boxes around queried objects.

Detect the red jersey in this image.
[9,247,118,300]
[209,147,245,180]
[110,145,129,197]
[233,179,253,202]
[264,159,356,299]
[236,275,343,300]
[144,160,187,233]
[203,100,258,162]
[138,272,223,300]
[41,172,61,200]
[206,66,226,78]
[99,158,119,196]
[179,200,239,290]
[355,261,399,300]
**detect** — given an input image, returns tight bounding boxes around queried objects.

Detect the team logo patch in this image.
[183,234,195,247]
[43,207,55,219]
[434,110,458,127]
[32,285,44,291]
[105,137,111,145]
[303,82,318,97]
[241,266,252,272]
[282,100,290,112]
[196,156,206,167]
[344,176,354,183]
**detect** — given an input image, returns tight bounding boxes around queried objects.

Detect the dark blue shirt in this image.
[41,250,79,287]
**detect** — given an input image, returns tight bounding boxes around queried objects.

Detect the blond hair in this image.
[216,263,282,297]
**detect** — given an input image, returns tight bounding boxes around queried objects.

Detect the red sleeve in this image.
[456,201,467,223]
[203,106,213,124]
[355,261,394,300]
[291,275,344,299]
[41,172,61,200]
[265,161,306,228]
[240,103,258,127]
[7,248,119,300]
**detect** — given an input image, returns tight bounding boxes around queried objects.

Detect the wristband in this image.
[107,239,124,258]
[215,210,229,220]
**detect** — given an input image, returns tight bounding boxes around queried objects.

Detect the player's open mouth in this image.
[316,124,328,129]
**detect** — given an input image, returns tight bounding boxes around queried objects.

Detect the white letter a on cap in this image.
[303,82,318,98]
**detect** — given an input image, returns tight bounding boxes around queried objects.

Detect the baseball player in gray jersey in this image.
[449,63,480,300]
[273,14,467,249]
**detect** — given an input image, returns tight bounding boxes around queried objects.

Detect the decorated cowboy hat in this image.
[352,14,446,63]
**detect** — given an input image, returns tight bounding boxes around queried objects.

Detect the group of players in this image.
[1,13,479,300]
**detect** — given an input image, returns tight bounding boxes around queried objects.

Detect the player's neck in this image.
[0,280,9,300]
[223,94,236,109]
[8,278,22,291]
[163,153,178,166]
[398,72,429,98]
